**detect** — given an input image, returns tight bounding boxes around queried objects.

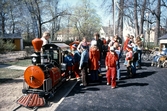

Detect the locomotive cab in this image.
[41,43,70,71]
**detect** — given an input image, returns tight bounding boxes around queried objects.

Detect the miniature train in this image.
[16,38,70,109]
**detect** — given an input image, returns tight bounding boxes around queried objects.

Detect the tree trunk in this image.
[112,0,115,35]
[35,0,41,38]
[134,0,139,36]
[154,0,161,45]
[139,0,146,35]
[1,13,5,34]
[120,0,124,39]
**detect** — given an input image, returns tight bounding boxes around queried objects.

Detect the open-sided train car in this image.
[16,38,71,109]
[151,34,167,68]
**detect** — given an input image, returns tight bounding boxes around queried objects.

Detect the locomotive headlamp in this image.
[31,53,40,65]
[32,57,36,63]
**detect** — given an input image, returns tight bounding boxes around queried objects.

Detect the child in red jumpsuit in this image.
[105,46,118,89]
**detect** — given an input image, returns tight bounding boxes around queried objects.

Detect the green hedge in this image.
[0,39,16,53]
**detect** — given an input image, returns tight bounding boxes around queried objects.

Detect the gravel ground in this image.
[0,77,24,111]
[0,51,27,111]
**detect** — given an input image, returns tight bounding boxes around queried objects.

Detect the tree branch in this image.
[41,11,70,25]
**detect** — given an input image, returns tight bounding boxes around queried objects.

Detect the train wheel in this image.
[162,61,167,68]
[22,89,28,94]
[39,91,45,98]
[157,64,160,68]
[151,63,154,67]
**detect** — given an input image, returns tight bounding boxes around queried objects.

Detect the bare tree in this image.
[148,0,161,45]
[116,0,124,38]
[23,0,67,38]
[139,0,147,35]
[0,0,9,34]
[155,0,161,45]
[134,0,139,36]
[120,0,124,38]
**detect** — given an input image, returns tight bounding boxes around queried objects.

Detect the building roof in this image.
[159,33,167,40]
[0,33,22,39]
[101,26,113,36]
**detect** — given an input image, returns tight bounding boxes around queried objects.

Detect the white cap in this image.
[127,44,133,49]
[110,46,115,51]
[91,40,97,47]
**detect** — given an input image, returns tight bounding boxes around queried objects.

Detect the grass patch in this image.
[0,68,24,83]
[0,59,31,83]
[6,59,32,67]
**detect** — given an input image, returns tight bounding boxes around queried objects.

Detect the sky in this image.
[61,0,111,26]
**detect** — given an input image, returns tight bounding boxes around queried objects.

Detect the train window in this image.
[53,50,58,59]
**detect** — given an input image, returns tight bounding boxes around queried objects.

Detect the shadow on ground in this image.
[0,78,23,84]
[118,82,149,87]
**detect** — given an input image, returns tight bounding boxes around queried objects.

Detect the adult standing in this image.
[89,40,100,82]
[115,34,122,44]
[102,38,108,59]
[40,31,50,63]
[94,33,103,59]
[79,43,89,86]
[93,33,103,71]
[41,31,50,46]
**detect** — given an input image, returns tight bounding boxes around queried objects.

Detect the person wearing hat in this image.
[72,44,81,81]
[105,46,118,89]
[64,50,74,80]
[89,40,100,82]
[79,43,89,86]
[126,44,133,78]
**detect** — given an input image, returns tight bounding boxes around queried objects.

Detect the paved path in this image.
[2,60,167,111]
[55,61,167,111]
[0,64,27,70]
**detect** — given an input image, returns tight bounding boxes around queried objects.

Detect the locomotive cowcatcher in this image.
[16,38,70,109]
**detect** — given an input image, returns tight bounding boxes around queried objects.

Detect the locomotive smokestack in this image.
[32,38,43,52]
[31,38,43,65]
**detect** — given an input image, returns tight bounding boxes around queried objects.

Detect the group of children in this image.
[105,34,143,88]
[63,33,143,89]
[63,33,102,87]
